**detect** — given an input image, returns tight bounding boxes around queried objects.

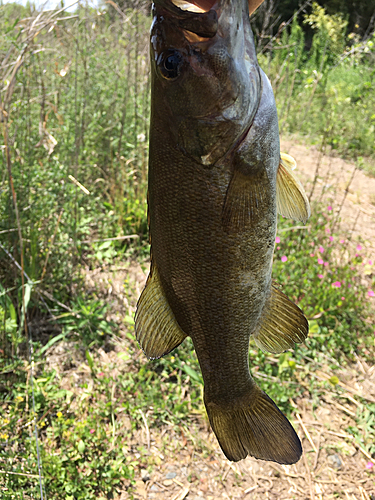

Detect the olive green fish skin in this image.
[142,0,305,464]
[149,0,276,394]
[150,68,278,399]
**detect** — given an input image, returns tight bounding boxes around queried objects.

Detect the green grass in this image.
[260,6,375,175]
[1,202,374,498]
[1,2,375,498]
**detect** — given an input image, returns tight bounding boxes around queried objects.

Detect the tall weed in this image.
[0,4,150,357]
[261,3,375,168]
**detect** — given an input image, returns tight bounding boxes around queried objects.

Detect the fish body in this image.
[136,0,311,464]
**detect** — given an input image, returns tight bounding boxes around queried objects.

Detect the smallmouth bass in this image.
[135,0,311,464]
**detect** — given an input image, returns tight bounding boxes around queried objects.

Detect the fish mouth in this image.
[170,0,217,13]
[155,0,219,38]
[171,0,218,41]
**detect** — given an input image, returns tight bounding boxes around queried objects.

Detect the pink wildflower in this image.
[366,462,374,470]
[324,262,329,267]
[341,297,345,301]
[325,227,331,234]
[319,246,324,253]
[318,258,324,265]
[310,253,315,258]
[348,284,352,288]
[98,372,104,377]
[369,260,373,265]
[368,290,375,297]
[356,244,362,251]
[332,281,341,288]
[90,429,95,434]
[281,256,287,263]
[329,236,334,242]
[277,246,280,250]
[318,274,323,279]
[275,236,280,243]
[327,206,332,211]
[340,239,345,244]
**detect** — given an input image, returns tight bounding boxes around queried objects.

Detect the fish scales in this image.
[136,0,311,464]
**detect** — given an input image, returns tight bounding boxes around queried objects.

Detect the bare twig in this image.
[260,0,312,54]
[82,234,139,244]
[40,209,64,283]
[296,414,317,453]
[303,451,315,500]
[309,135,326,202]
[0,470,44,479]
[171,486,190,500]
[139,409,150,451]
[313,431,321,471]
[0,241,31,282]
[332,164,359,233]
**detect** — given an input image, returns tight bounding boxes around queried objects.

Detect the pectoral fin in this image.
[277,153,311,224]
[135,264,187,359]
[253,284,308,354]
[222,169,269,232]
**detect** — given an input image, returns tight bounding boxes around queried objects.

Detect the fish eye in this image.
[158,50,183,81]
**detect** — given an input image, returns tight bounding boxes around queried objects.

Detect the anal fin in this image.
[135,264,187,359]
[253,284,308,354]
[277,153,311,224]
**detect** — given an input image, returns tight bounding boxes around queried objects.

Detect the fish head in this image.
[150,0,261,167]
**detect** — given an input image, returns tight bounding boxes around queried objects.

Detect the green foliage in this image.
[347,403,375,458]
[273,204,373,362]
[1,4,374,499]
[0,5,150,358]
[252,0,374,40]
[260,4,375,171]
[0,365,134,499]
[0,333,204,498]
[304,2,348,58]
[57,295,116,348]
[1,193,374,499]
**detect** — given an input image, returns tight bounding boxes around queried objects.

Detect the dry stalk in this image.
[139,408,151,451]
[309,135,326,202]
[279,45,298,133]
[0,470,44,479]
[301,39,328,125]
[312,431,321,471]
[296,414,317,452]
[303,451,315,500]
[317,156,333,204]
[331,164,359,233]
[260,0,312,54]
[40,209,64,283]
[1,91,28,355]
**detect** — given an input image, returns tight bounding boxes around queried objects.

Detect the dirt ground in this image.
[281,138,375,260]
[85,138,375,500]
[122,382,375,500]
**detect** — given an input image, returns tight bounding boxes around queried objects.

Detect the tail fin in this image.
[205,384,302,464]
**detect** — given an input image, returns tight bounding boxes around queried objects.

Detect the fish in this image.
[135,0,311,464]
